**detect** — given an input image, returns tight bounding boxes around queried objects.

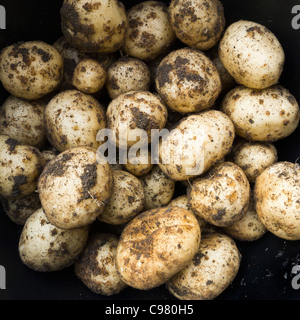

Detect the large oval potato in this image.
[221,85,300,142]
[116,206,201,290]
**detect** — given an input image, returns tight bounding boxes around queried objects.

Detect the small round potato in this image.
[155,47,221,113]
[219,20,285,89]
[98,170,145,225]
[221,85,300,142]
[72,58,107,94]
[74,233,127,295]
[123,1,176,61]
[0,135,46,198]
[106,90,168,149]
[60,0,128,54]
[0,95,47,148]
[168,0,225,51]
[19,208,89,272]
[188,162,250,227]
[1,192,41,225]
[123,149,154,177]
[106,57,151,99]
[38,146,113,230]
[254,161,300,240]
[140,165,175,210]
[0,41,63,100]
[232,141,278,183]
[116,206,201,290]
[157,110,235,181]
[166,232,241,300]
[45,89,107,152]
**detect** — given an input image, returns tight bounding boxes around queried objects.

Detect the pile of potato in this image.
[0,0,299,300]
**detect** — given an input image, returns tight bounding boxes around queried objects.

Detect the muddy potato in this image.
[38,146,113,230]
[106,57,151,99]
[45,89,106,152]
[1,192,41,225]
[98,170,145,225]
[60,0,128,54]
[72,58,107,94]
[123,1,176,61]
[232,141,277,183]
[0,41,63,100]
[122,148,154,177]
[0,135,46,198]
[0,95,47,148]
[169,0,225,51]
[223,191,267,241]
[140,165,175,210]
[74,233,127,295]
[41,149,59,163]
[19,208,89,272]
[155,47,221,113]
[221,85,300,142]
[219,20,285,89]
[188,162,250,227]
[166,232,241,300]
[157,110,235,181]
[116,206,201,290]
[254,161,300,240]
[106,90,168,149]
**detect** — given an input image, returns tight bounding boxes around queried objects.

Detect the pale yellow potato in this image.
[19,208,89,272]
[123,149,154,177]
[155,47,221,113]
[169,0,225,51]
[116,206,201,290]
[0,41,63,100]
[221,85,300,142]
[254,161,300,240]
[166,232,241,300]
[219,20,285,89]
[38,146,113,230]
[74,233,127,295]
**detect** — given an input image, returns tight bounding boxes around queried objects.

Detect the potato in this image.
[168,0,225,51]
[221,85,300,142]
[123,148,154,177]
[140,165,175,210]
[166,232,241,300]
[41,149,59,163]
[74,233,127,295]
[19,208,89,272]
[38,146,113,230]
[0,134,46,198]
[60,0,128,54]
[232,141,277,183]
[219,20,285,89]
[155,47,221,113]
[98,170,145,225]
[188,162,250,227]
[106,90,168,149]
[254,161,300,240]
[0,41,63,100]
[72,58,107,94]
[123,1,176,61]
[1,192,41,225]
[223,191,267,241]
[116,206,201,290]
[0,95,46,148]
[45,89,106,152]
[106,57,151,99]
[157,110,235,181]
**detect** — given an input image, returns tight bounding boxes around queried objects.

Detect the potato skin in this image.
[219,20,284,89]
[254,162,300,240]
[0,41,63,100]
[116,206,201,290]
[221,85,300,142]
[155,47,221,113]
[166,232,241,300]
[74,233,127,295]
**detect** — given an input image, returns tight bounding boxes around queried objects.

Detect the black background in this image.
[0,0,300,302]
